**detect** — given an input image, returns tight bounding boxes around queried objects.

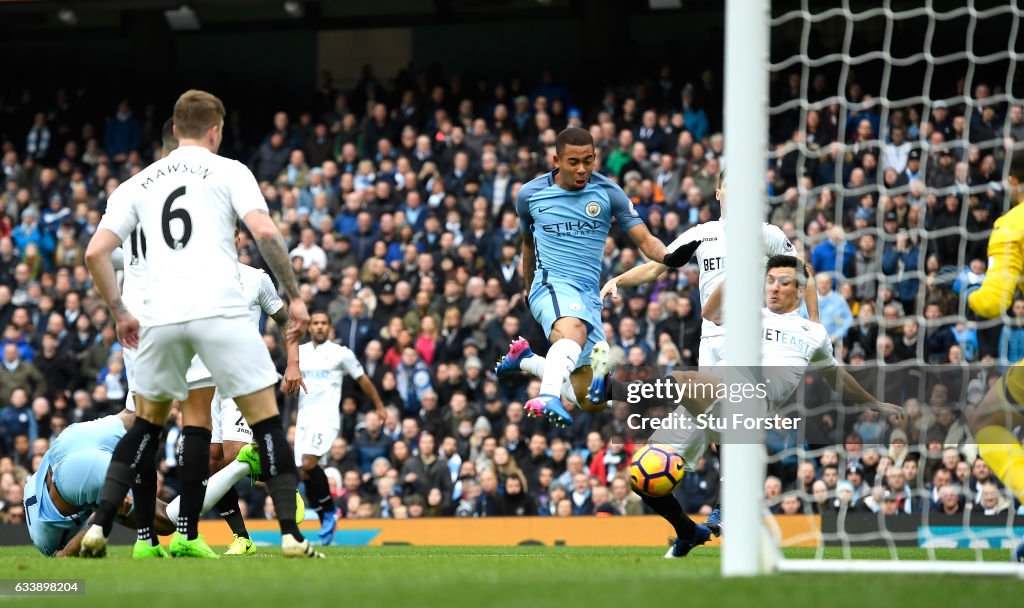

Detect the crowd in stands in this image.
[1,61,1023,525]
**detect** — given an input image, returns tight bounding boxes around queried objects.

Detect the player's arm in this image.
[521,230,536,299]
[601,223,703,299]
[86,229,137,348]
[356,375,386,418]
[820,366,902,419]
[802,260,819,323]
[516,190,535,298]
[270,306,304,395]
[341,347,384,417]
[243,209,309,342]
[56,497,136,558]
[602,260,668,300]
[612,185,692,268]
[967,222,1022,318]
[702,282,724,324]
[56,528,86,558]
[625,223,669,266]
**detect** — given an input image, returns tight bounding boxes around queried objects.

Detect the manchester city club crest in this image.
[585,201,601,217]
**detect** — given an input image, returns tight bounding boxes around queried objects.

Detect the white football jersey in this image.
[238,263,283,326]
[119,225,149,322]
[668,220,794,338]
[758,307,836,408]
[97,146,268,326]
[297,342,365,420]
[184,262,283,383]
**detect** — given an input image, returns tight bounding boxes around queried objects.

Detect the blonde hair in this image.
[173,90,225,138]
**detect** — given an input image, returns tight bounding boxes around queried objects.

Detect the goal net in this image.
[723,0,1024,576]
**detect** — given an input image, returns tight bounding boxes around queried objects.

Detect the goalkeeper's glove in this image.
[662,240,701,268]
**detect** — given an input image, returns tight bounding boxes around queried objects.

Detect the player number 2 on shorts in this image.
[162,186,193,250]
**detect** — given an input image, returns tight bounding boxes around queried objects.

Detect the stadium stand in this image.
[0,58,1021,526]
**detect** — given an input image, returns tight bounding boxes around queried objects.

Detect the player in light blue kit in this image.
[23,410,167,557]
[24,408,269,557]
[496,127,688,427]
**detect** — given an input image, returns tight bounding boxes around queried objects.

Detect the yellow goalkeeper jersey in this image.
[968,200,1024,319]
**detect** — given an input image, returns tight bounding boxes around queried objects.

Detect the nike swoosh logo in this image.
[537,206,554,214]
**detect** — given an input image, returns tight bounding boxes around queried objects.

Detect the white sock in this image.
[521,354,546,377]
[165,460,250,523]
[539,339,581,397]
[524,353,580,405]
[560,378,580,407]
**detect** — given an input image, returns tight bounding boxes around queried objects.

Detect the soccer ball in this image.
[629,444,685,497]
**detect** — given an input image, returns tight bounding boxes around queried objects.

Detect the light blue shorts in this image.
[528,275,604,368]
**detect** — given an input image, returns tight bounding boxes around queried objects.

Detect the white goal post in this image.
[722,0,1024,578]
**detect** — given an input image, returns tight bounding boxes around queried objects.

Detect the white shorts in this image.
[210,391,253,444]
[134,315,278,402]
[698,335,726,371]
[650,401,722,473]
[123,346,138,412]
[650,396,769,472]
[185,356,215,390]
[294,409,340,466]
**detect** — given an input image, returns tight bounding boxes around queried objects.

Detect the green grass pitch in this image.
[1,546,1020,607]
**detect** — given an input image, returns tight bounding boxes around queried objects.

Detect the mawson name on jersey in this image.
[140,161,212,190]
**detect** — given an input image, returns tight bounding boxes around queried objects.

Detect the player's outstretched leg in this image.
[640,494,713,558]
[702,505,723,538]
[495,336,534,378]
[82,417,165,558]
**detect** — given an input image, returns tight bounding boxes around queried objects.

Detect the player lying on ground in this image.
[24,408,272,557]
[960,179,1024,562]
[594,255,900,558]
[84,89,320,559]
[501,126,687,428]
[297,311,385,545]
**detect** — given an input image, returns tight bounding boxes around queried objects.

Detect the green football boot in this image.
[168,532,220,559]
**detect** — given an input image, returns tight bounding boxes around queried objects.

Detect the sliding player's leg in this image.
[165,444,263,534]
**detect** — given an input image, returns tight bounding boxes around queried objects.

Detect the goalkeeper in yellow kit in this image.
[961,178,1024,562]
